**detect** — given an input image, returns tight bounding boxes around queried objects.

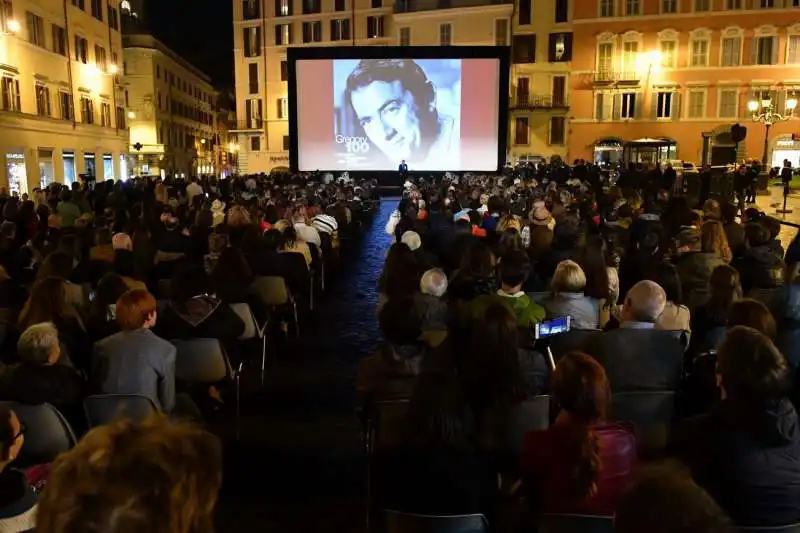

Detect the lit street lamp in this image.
[6,20,20,33]
[749,93,798,214]
[748,94,797,171]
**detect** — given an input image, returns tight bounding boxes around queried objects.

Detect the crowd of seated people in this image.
[360,170,800,532]
[0,173,375,530]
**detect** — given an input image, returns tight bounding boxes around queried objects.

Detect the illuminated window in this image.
[1,77,20,111]
[439,23,451,46]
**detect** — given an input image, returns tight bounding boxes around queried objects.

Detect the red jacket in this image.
[521,422,637,516]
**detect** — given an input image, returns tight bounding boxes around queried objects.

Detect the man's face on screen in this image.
[351,80,426,162]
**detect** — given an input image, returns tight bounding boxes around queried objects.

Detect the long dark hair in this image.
[460,302,527,410]
[579,235,611,301]
[551,352,611,500]
[380,242,419,300]
[705,265,742,324]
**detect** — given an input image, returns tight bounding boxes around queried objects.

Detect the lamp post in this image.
[748,94,797,214]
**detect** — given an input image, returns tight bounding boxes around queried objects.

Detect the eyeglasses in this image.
[13,422,26,442]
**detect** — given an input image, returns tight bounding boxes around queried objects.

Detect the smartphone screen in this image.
[534,316,572,340]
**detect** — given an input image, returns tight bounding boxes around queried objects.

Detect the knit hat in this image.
[112,232,132,251]
[401,231,422,251]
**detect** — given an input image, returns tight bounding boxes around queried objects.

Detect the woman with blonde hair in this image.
[702,220,733,264]
[543,260,600,330]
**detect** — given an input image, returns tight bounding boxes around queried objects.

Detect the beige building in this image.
[122,33,219,178]
[509,0,571,163]
[0,0,128,194]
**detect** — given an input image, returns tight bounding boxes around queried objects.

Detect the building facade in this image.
[233,0,572,173]
[570,0,800,167]
[0,0,129,194]
[122,33,219,177]
[509,0,571,163]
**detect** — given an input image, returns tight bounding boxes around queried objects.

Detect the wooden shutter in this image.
[671,91,681,120]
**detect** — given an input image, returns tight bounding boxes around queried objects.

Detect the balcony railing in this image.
[229,119,263,131]
[394,0,511,13]
[511,95,568,109]
[592,71,641,84]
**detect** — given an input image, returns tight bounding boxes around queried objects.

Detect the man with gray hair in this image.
[414,268,448,330]
[587,280,683,392]
[0,322,84,423]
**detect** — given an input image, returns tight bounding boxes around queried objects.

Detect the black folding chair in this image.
[738,525,800,532]
[84,394,159,428]
[506,395,550,454]
[611,391,676,455]
[172,338,242,438]
[384,510,488,533]
[547,329,602,364]
[539,513,615,533]
[0,402,77,466]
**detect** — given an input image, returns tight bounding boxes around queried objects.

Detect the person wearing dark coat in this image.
[0,322,85,428]
[587,281,683,392]
[670,326,800,527]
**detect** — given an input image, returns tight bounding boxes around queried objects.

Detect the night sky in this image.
[148,0,234,90]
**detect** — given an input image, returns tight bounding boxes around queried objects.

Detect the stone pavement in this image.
[756,185,800,250]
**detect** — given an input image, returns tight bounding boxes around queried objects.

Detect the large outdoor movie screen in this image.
[294,56,502,172]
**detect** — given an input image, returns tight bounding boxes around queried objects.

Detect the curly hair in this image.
[36,415,222,533]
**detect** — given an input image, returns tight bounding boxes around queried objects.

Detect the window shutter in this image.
[651,92,659,119]
[274,25,281,45]
[635,92,644,119]
[14,79,19,111]
[771,36,778,65]
[775,90,785,114]
[612,94,622,120]
[595,93,603,120]
[671,91,681,120]
[749,37,757,65]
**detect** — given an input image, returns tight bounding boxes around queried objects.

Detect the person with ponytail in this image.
[520,352,637,516]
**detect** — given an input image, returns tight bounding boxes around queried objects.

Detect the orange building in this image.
[569,0,800,168]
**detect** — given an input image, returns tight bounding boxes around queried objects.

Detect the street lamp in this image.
[749,93,797,213]
[748,93,796,170]
[6,20,20,33]
[127,111,136,119]
[108,64,119,75]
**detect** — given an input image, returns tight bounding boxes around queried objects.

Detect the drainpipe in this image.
[108,9,118,135]
[63,0,77,129]
[261,0,268,153]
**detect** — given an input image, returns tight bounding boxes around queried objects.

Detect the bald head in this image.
[623,280,666,323]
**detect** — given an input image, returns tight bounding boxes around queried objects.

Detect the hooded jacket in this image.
[732,245,786,294]
[671,398,800,527]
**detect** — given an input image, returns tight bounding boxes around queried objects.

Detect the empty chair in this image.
[172,338,241,437]
[171,338,232,383]
[611,391,676,455]
[506,395,550,455]
[230,302,269,385]
[252,276,299,336]
[539,514,615,533]
[384,510,488,533]
[84,394,159,428]
[0,402,76,465]
[280,251,313,311]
